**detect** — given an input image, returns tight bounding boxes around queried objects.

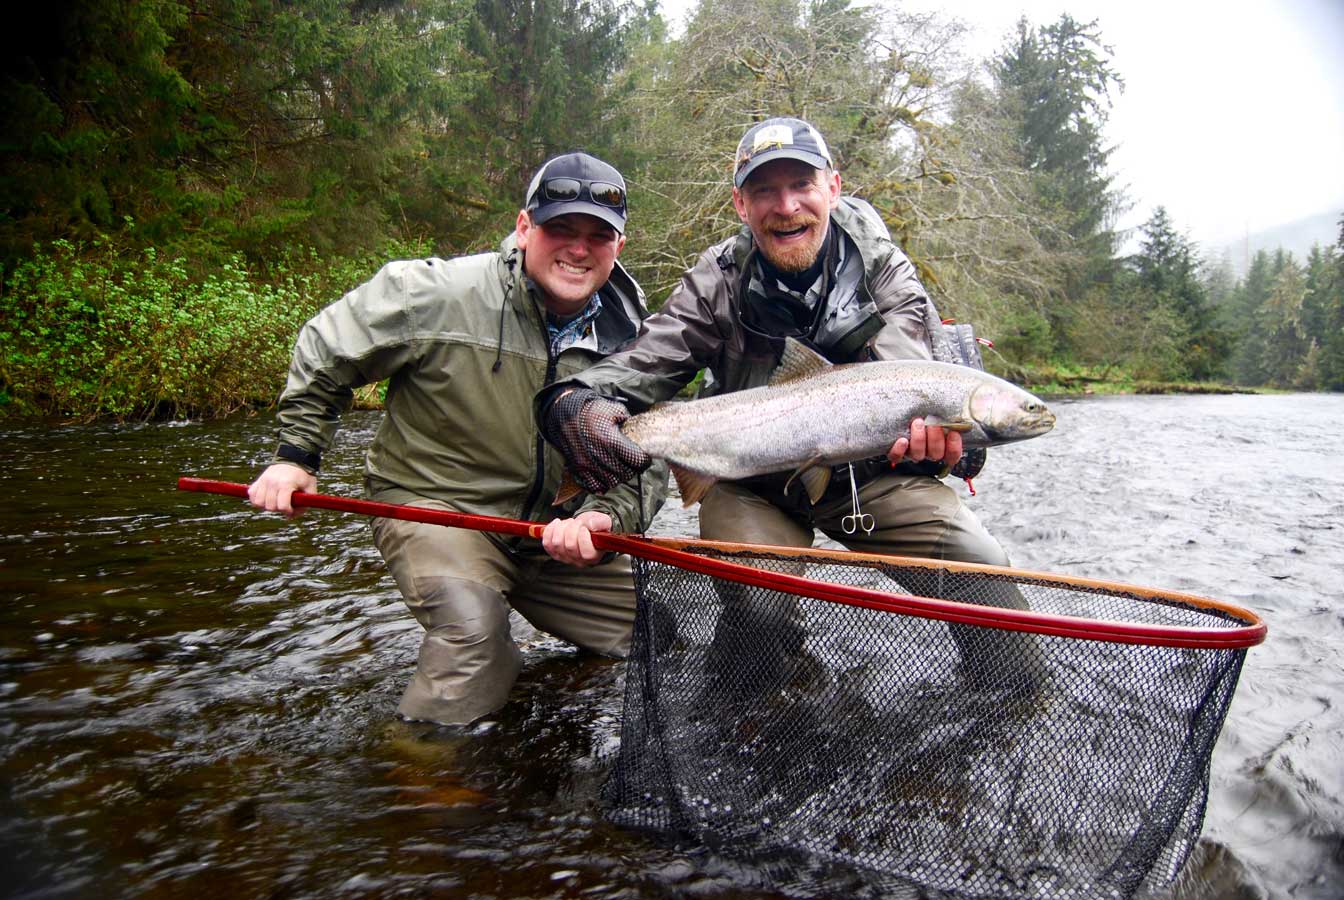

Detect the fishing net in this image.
[604,544,1261,900]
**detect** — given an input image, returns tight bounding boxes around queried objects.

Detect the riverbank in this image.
[1005,360,1260,396]
[0,232,1285,423]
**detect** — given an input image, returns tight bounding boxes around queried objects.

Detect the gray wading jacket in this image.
[273,233,668,541]
[562,197,942,408]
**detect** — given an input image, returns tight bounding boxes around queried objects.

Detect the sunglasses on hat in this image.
[537,177,626,210]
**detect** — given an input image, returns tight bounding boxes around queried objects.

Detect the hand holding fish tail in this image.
[541,387,652,494]
[886,418,964,468]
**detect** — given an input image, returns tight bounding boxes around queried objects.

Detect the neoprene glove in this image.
[541,387,652,494]
[950,447,987,481]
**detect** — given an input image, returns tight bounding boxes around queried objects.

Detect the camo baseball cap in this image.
[733,117,834,188]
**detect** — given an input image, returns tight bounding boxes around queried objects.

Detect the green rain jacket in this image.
[272,233,668,542]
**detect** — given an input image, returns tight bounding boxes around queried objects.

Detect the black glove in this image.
[541,387,651,494]
[949,447,987,481]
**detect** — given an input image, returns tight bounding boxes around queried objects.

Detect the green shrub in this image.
[0,231,428,420]
[990,306,1055,364]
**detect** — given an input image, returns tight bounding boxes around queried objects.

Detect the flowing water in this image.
[1,393,1341,899]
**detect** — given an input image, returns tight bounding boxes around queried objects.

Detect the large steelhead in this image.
[621,339,1055,506]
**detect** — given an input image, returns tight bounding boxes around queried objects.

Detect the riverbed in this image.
[1,392,1341,899]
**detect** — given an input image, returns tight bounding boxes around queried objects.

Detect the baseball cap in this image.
[524,152,628,233]
[733,117,834,188]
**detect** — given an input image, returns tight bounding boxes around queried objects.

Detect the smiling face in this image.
[732,158,841,273]
[515,211,626,316]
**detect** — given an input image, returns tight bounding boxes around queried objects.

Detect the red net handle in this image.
[178,478,1266,650]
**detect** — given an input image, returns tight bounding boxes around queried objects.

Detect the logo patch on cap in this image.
[751,124,795,152]
[733,117,834,187]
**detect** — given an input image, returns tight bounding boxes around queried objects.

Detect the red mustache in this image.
[764,214,821,234]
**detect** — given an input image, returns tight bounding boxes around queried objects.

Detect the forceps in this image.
[841,462,875,535]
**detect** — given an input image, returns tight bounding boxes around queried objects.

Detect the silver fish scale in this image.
[621,360,1051,481]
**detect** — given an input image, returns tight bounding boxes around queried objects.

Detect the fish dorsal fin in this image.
[769,337,832,386]
[670,464,718,508]
[799,466,832,504]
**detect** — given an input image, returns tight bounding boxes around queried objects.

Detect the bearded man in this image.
[536,118,1041,696]
[539,117,1012,567]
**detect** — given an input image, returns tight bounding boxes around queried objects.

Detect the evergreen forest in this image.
[3,0,1341,420]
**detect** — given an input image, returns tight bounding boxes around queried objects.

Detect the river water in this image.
[1,393,1341,899]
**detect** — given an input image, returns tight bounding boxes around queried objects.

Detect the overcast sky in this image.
[658,0,1344,254]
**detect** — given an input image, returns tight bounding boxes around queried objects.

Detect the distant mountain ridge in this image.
[1209,208,1342,275]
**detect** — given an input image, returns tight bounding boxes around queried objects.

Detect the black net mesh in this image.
[605,548,1250,899]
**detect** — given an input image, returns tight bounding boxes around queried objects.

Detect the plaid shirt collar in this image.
[547,294,603,355]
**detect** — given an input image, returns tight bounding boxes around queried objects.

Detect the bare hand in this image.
[541,510,613,567]
[247,463,318,518]
[887,418,964,468]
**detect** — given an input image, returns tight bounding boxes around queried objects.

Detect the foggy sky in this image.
[657,0,1344,255]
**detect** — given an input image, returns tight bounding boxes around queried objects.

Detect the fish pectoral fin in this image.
[553,471,583,505]
[782,456,830,503]
[768,337,832,386]
[670,464,718,508]
[923,415,974,433]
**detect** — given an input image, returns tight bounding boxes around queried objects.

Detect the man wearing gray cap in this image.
[246,152,667,726]
[541,118,1005,563]
[538,119,1035,689]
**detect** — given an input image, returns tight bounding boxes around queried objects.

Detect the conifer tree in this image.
[1258,257,1309,387]
[992,15,1123,280]
[0,0,481,263]
[458,0,638,244]
[1310,218,1344,390]
[1228,249,1273,385]
[1129,206,1228,380]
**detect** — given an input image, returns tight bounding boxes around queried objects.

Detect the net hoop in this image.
[177,478,1265,650]
[621,535,1266,651]
[182,477,1265,897]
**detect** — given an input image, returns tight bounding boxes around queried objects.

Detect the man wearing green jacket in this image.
[247,152,668,726]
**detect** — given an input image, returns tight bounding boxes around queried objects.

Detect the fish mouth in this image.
[980,411,1056,443]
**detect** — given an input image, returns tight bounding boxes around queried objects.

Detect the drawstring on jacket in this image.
[494,253,518,373]
[492,300,507,373]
